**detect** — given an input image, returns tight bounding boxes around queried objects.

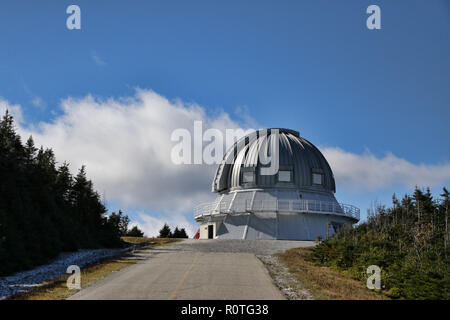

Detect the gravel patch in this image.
[0,248,126,300]
[258,254,314,300]
[162,239,315,255]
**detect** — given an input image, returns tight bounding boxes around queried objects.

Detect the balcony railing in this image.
[194,199,360,221]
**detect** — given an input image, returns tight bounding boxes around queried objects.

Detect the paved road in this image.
[68,239,314,300]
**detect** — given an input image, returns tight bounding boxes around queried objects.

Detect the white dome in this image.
[212,128,336,193]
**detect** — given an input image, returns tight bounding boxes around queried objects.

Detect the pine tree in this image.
[126,226,144,237]
[171,227,188,238]
[158,223,172,238]
[108,210,130,237]
[55,162,73,203]
[23,136,37,165]
[440,188,449,257]
[0,111,153,275]
[178,228,188,238]
[310,187,450,299]
[173,227,180,238]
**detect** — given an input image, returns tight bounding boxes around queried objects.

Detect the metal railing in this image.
[194,199,360,221]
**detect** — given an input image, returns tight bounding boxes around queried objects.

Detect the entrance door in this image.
[208,225,214,239]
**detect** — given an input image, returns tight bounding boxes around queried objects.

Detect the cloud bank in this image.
[20,90,250,215]
[15,90,254,236]
[322,147,450,191]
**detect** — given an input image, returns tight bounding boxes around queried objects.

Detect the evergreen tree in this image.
[0,111,129,275]
[178,228,188,238]
[126,226,144,237]
[310,187,450,299]
[172,227,180,238]
[55,162,73,203]
[108,210,130,237]
[171,227,188,238]
[158,223,172,238]
[23,136,37,165]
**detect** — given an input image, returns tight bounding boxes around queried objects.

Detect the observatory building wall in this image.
[214,212,352,240]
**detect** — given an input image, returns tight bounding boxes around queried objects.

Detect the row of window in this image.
[242,170,323,185]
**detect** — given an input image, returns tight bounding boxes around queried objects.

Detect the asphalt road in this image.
[68,239,314,300]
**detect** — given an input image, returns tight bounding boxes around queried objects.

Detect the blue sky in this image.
[1,1,449,235]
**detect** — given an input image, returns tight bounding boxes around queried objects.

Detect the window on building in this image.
[312,173,323,185]
[278,170,291,182]
[243,171,254,183]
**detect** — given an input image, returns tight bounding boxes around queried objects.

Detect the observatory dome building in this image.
[194,129,359,240]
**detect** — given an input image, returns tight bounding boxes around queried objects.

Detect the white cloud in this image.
[131,212,197,238]
[19,89,252,218]
[31,96,46,109]
[20,80,46,110]
[0,98,23,123]
[322,147,450,191]
[91,51,106,66]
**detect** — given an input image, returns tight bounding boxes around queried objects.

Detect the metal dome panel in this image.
[212,129,336,193]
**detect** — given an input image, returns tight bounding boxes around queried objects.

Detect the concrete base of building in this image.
[198,212,354,241]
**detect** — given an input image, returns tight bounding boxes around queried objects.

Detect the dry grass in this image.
[11,237,181,300]
[12,257,137,300]
[275,247,387,300]
[121,236,180,246]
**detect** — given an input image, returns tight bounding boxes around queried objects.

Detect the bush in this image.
[126,226,144,237]
[309,188,450,299]
[158,224,188,238]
